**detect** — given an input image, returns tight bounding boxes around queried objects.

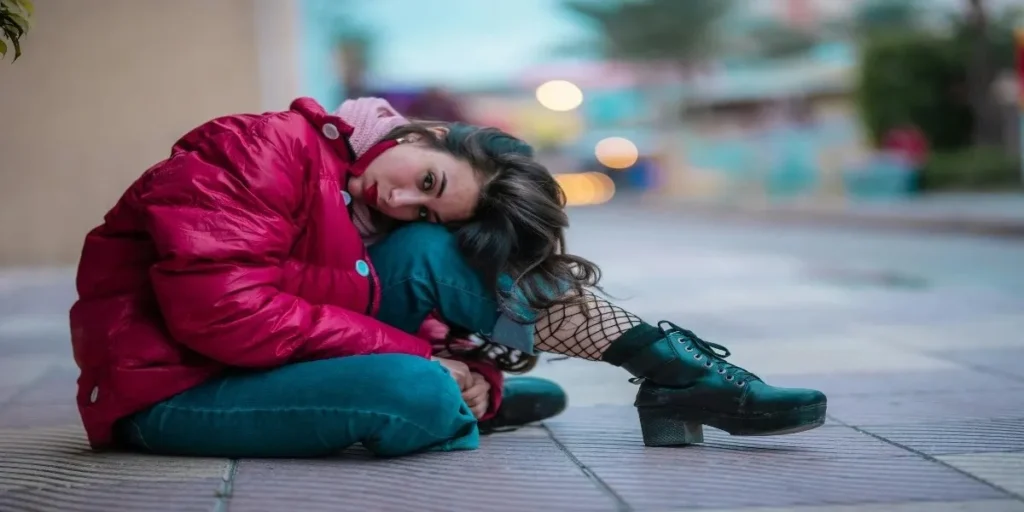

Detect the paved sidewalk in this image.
[647,192,1024,238]
[2,208,1024,510]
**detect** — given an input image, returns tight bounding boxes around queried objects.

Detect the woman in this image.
[70,97,826,458]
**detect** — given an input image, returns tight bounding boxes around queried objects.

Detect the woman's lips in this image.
[364,182,379,207]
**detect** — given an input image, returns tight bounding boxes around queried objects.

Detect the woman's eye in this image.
[418,206,429,220]
[422,171,435,191]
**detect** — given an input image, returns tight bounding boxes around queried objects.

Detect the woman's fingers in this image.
[463,373,491,419]
[433,357,472,390]
[470,401,488,419]
[462,377,489,403]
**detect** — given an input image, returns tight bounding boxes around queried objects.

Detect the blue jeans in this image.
[120,224,540,458]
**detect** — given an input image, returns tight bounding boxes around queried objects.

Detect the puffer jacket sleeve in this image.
[140,113,432,368]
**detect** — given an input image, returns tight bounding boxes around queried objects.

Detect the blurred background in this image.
[1,0,1024,265]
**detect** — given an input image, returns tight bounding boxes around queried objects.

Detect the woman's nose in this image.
[387,188,422,208]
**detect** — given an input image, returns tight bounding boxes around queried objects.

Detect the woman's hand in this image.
[432,357,472,390]
[462,372,492,419]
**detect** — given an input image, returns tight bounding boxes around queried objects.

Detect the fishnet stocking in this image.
[533,289,643,360]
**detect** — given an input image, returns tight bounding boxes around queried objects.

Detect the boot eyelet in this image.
[726,375,734,381]
[684,346,694,351]
[704,361,713,368]
[718,369,726,374]
[693,354,702,360]
[737,382,745,387]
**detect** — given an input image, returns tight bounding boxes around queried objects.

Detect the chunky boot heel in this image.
[637,407,704,447]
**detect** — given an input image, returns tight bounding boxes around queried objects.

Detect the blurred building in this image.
[0,0,303,266]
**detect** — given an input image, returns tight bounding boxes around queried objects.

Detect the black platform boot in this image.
[604,321,827,447]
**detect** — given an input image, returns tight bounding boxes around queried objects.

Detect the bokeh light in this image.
[555,172,616,206]
[594,137,639,169]
[535,80,584,111]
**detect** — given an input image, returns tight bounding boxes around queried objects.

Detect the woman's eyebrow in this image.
[436,171,448,199]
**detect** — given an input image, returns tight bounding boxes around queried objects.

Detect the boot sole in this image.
[638,403,827,447]
[479,394,568,434]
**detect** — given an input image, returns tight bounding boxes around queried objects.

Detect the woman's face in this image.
[348,132,481,224]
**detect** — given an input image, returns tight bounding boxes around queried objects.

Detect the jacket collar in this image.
[289,97,399,178]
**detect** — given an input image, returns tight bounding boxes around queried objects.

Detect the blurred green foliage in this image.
[921,146,1021,191]
[857,31,973,150]
[857,2,1024,190]
[0,0,33,62]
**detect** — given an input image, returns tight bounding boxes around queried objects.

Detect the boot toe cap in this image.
[746,383,827,412]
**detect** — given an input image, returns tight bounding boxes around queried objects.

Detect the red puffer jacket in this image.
[69,98,503,448]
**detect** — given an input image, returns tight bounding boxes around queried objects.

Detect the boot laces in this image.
[656,320,761,386]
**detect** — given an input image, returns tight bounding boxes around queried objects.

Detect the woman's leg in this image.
[368,224,826,446]
[118,354,477,458]
[531,290,828,446]
[368,223,539,353]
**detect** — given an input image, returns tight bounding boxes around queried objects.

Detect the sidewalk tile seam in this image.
[212,459,237,512]
[846,424,1024,501]
[541,424,632,512]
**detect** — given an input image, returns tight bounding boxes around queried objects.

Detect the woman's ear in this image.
[428,125,450,139]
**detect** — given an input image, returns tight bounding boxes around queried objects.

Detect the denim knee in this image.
[372,356,474,426]
[377,223,459,271]
[363,355,478,455]
[372,223,540,354]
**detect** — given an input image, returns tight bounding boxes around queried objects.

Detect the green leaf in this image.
[1,24,19,61]
[8,12,28,31]
[0,0,20,16]
[2,24,18,42]
[16,0,33,17]
[0,16,24,39]
[0,38,6,58]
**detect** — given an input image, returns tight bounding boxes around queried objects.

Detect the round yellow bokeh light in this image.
[535,80,584,112]
[555,172,616,206]
[594,137,639,169]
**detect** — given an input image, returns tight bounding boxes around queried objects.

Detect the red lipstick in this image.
[363,182,379,208]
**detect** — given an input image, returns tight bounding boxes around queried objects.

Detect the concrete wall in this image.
[0,0,301,266]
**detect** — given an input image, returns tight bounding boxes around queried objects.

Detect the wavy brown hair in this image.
[383,122,602,372]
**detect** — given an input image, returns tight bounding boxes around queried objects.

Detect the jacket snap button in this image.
[322,123,340,140]
[89,386,99,404]
[341,190,352,206]
[355,259,370,277]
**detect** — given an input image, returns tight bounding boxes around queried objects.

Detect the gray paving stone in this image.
[0,478,222,512]
[577,454,1005,510]
[0,386,19,406]
[0,286,77,316]
[938,452,1024,498]
[936,348,1024,380]
[0,403,80,428]
[8,364,79,405]
[861,315,1024,351]
[847,291,1024,323]
[557,405,869,442]
[827,390,1024,426]
[551,422,913,462]
[0,425,227,492]
[861,419,1024,455]
[546,407,1008,508]
[0,334,72,357]
[766,370,1024,396]
[229,428,616,512]
[0,355,52,389]
[0,424,226,511]
[686,500,1024,512]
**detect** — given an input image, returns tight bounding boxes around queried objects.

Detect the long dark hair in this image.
[384,122,602,372]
